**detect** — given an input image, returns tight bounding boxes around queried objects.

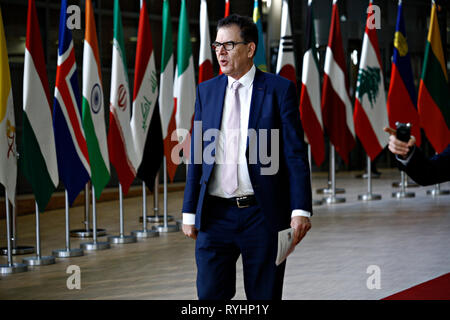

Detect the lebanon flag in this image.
[0,8,17,205]
[276,0,296,88]
[321,0,355,164]
[21,0,58,212]
[53,0,90,206]
[131,0,163,190]
[387,0,421,147]
[199,0,213,83]
[82,0,110,199]
[107,0,137,195]
[417,1,450,154]
[159,0,178,182]
[299,0,325,167]
[174,0,196,137]
[353,1,389,161]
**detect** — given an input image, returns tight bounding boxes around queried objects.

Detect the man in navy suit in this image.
[385,127,450,185]
[181,14,312,300]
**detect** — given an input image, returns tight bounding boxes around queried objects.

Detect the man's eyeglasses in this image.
[211,41,248,52]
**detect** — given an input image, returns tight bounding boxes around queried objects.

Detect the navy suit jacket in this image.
[182,68,313,233]
[397,144,450,186]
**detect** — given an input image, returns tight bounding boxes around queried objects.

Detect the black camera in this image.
[395,122,411,143]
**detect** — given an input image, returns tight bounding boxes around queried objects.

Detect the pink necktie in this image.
[222,81,242,195]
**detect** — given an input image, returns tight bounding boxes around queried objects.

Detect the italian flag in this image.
[418,1,450,154]
[159,0,178,181]
[82,0,110,199]
[174,0,196,139]
[0,7,17,205]
[299,0,325,167]
[107,0,137,195]
[199,0,213,83]
[21,0,58,212]
[353,1,389,161]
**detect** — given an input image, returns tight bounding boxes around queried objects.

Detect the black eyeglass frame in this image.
[211,41,249,52]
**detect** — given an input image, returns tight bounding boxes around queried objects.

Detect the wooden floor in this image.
[0,169,449,300]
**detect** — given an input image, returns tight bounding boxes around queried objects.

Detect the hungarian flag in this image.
[417,1,450,154]
[353,1,389,161]
[299,0,325,167]
[130,0,163,190]
[174,0,196,137]
[276,0,297,88]
[0,8,17,205]
[387,0,421,147]
[53,0,90,206]
[321,0,355,164]
[253,0,267,72]
[21,0,58,212]
[159,0,178,182]
[82,0,110,199]
[199,0,213,83]
[107,0,137,195]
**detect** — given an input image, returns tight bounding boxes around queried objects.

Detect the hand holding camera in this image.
[383,123,416,159]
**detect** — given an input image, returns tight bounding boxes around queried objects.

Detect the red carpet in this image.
[383,273,450,300]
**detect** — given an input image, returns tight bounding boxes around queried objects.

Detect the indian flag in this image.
[0,7,17,204]
[418,1,450,154]
[82,0,110,199]
[21,0,58,212]
[174,0,196,137]
[353,0,389,161]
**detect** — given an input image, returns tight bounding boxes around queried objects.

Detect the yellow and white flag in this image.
[0,8,17,204]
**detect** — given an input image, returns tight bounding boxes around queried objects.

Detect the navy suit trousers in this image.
[195,196,286,300]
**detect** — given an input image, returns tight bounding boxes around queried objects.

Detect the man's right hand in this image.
[384,127,416,159]
[182,224,198,240]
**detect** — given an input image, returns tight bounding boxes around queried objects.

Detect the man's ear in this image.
[248,42,256,58]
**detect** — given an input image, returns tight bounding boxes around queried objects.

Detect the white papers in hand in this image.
[275,227,295,266]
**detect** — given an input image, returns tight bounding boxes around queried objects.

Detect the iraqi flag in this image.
[387,0,421,147]
[276,0,297,88]
[321,0,355,164]
[159,0,178,182]
[299,0,325,167]
[53,0,90,206]
[0,7,17,205]
[199,0,213,83]
[82,0,110,199]
[131,0,163,190]
[21,0,58,212]
[174,0,196,138]
[417,1,450,154]
[353,1,389,161]
[107,0,137,195]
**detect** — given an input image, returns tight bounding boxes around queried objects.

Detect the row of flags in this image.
[1,0,449,213]
[277,0,449,168]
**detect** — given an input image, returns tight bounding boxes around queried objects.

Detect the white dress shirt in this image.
[183,65,310,225]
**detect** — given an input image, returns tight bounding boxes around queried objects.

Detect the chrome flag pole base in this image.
[358,193,382,201]
[392,191,415,199]
[108,235,137,244]
[52,248,84,258]
[70,228,107,238]
[392,181,419,188]
[316,187,345,195]
[0,263,28,275]
[323,196,346,204]
[23,255,56,266]
[427,189,450,197]
[140,215,173,223]
[131,229,159,238]
[80,241,111,251]
[153,225,179,233]
[0,245,35,256]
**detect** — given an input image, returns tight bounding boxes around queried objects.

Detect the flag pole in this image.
[108,184,137,244]
[0,192,27,274]
[52,190,84,258]
[80,186,111,250]
[308,145,322,206]
[144,170,173,223]
[132,181,159,238]
[317,144,345,195]
[323,145,345,204]
[154,156,179,233]
[392,170,415,198]
[358,155,381,201]
[23,202,56,266]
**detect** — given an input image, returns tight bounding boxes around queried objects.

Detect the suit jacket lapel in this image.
[210,74,228,131]
[247,68,266,149]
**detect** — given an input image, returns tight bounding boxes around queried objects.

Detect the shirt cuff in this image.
[183,213,196,225]
[291,209,311,218]
[396,146,416,166]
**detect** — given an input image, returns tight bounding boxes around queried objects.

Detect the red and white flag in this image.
[354,1,389,161]
[321,0,355,164]
[299,0,325,167]
[199,0,213,83]
[276,0,296,88]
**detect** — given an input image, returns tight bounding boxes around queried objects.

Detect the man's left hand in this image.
[290,216,311,247]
